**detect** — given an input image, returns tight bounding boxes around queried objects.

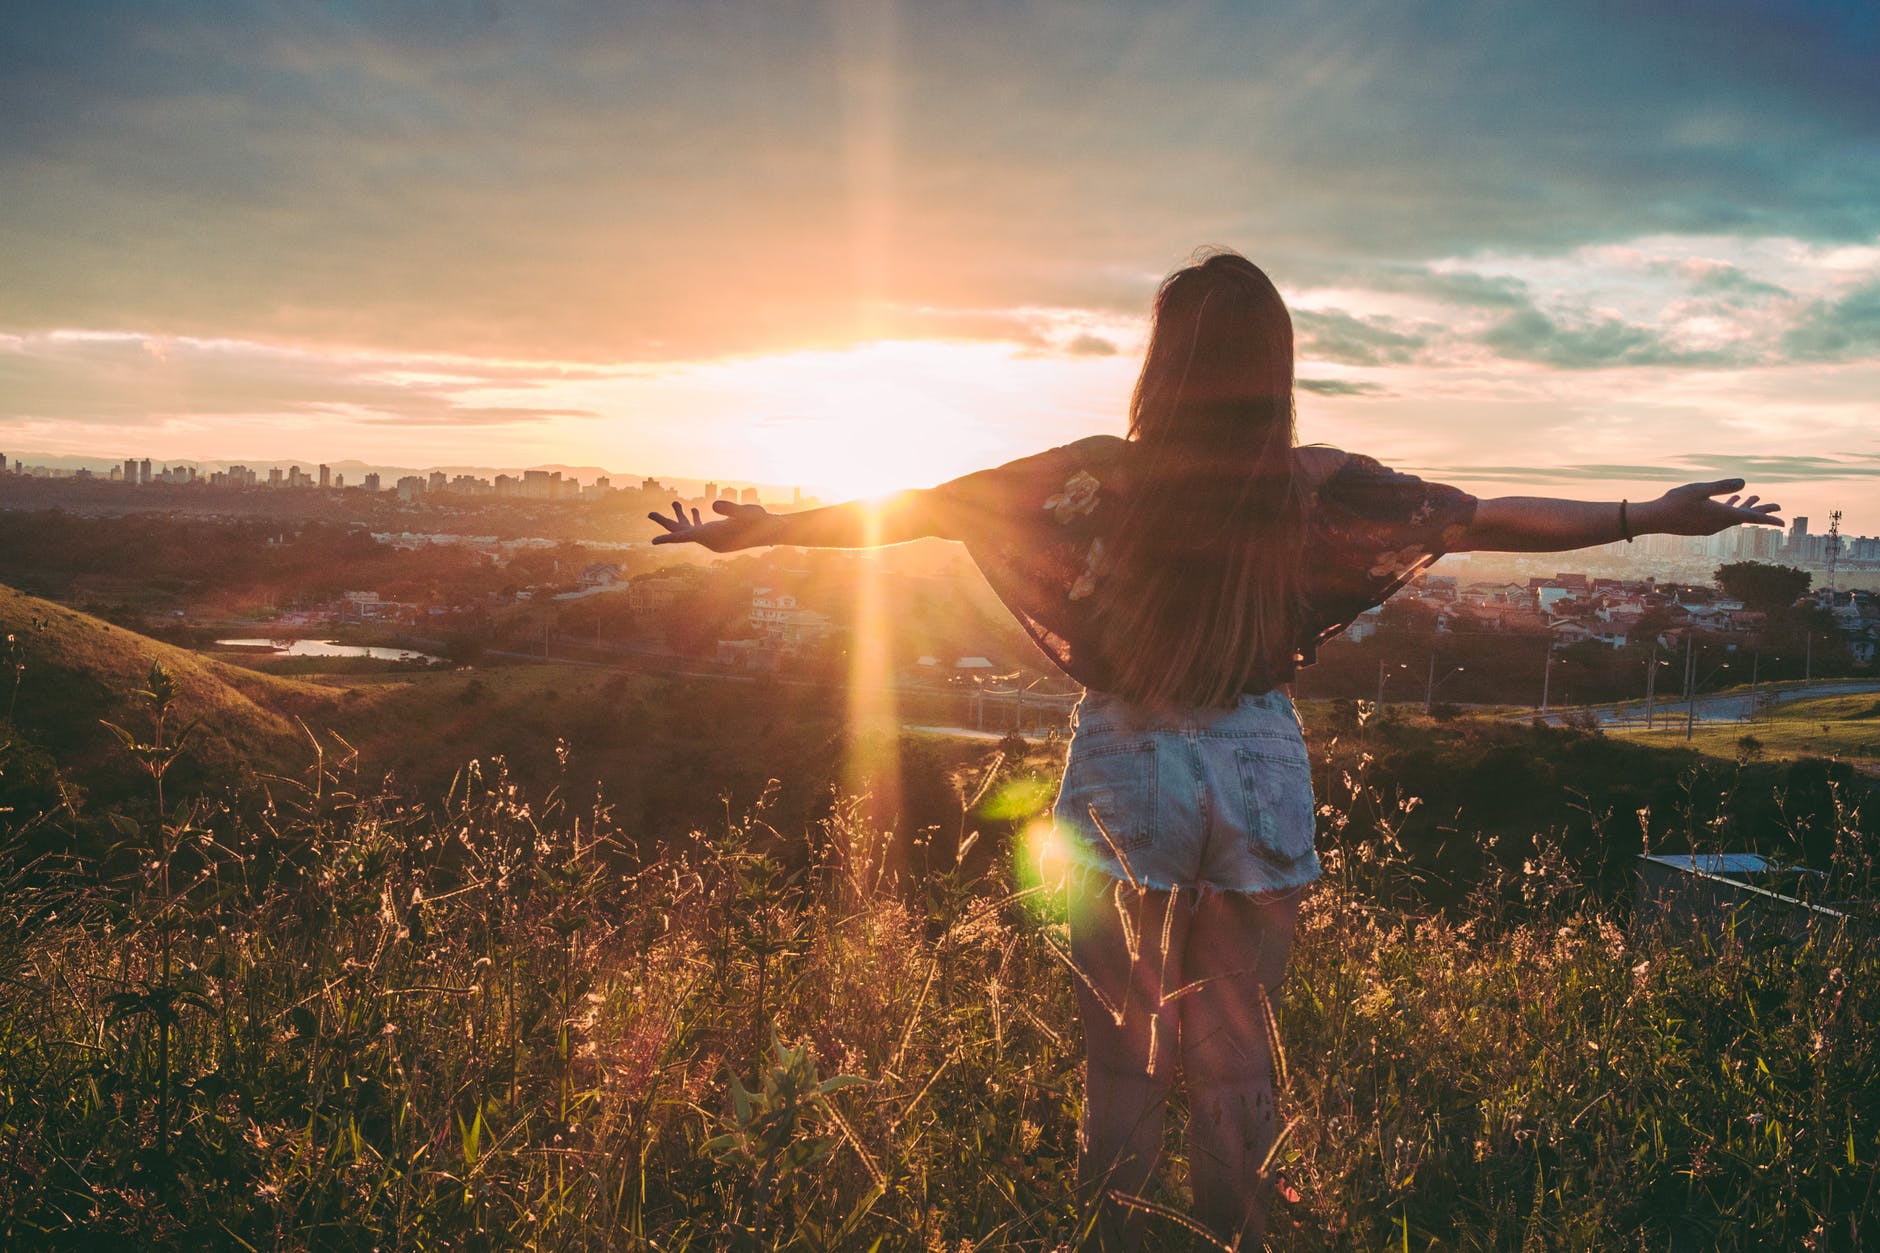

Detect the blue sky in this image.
[1,1,1876,523]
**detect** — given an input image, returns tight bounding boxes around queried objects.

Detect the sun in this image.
[694,340,1044,501]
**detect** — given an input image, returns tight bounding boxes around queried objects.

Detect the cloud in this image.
[1298,377,1385,397]
[1328,264,1533,309]
[1,3,1877,361]
[0,333,604,428]
[1781,281,1880,362]
[1680,261,1790,301]
[1293,309,1430,367]
[1478,307,1748,370]
[1064,333,1119,357]
[1432,453,1880,484]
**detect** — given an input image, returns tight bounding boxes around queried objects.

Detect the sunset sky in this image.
[2,1,1877,527]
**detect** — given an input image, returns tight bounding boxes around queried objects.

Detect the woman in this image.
[648,250,1782,1245]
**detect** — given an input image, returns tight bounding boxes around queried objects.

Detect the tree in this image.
[1715,562,1811,614]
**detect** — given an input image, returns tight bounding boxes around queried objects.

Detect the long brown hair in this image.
[1093,249,1307,707]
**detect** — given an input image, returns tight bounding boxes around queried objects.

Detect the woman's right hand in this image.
[647,499,780,551]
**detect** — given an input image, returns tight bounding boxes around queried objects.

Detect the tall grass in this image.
[0,680,1876,1248]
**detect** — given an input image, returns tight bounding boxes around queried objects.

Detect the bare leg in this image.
[1178,886,1302,1248]
[1068,873,1189,1248]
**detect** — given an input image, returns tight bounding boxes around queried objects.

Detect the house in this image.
[1343,604,1383,642]
[628,566,704,613]
[1534,582,1580,615]
[579,562,621,588]
[750,588,833,653]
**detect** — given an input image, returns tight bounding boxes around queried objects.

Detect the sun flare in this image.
[659,338,1131,501]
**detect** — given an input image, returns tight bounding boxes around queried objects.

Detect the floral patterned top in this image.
[922,434,1477,694]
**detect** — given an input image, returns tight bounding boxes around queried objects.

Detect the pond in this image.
[214,638,443,663]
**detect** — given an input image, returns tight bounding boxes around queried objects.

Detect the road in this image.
[1529,679,1880,728]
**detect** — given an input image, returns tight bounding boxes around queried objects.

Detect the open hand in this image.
[1650,479,1783,537]
[646,499,779,552]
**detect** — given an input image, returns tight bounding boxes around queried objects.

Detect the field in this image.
[2,588,1878,1248]
[2,730,1874,1249]
[1611,691,1880,773]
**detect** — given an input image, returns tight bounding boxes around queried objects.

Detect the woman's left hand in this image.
[1647,479,1783,536]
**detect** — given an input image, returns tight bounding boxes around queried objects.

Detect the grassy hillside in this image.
[2,748,1873,1248]
[0,583,341,801]
[328,663,1060,851]
[1611,691,1880,773]
[0,588,1060,849]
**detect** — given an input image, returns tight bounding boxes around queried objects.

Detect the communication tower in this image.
[1826,510,1842,597]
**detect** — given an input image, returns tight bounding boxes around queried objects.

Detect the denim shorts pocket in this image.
[1059,739,1157,852]
[1235,744,1315,867]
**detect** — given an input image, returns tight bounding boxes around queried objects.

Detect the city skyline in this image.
[5,444,1876,579]
[2,4,1877,525]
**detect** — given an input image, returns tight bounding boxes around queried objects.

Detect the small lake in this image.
[215,638,443,663]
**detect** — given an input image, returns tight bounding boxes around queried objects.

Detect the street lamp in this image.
[1368,660,1407,740]
[1643,651,1673,728]
[1425,657,1464,713]
[1375,659,1407,710]
[1685,654,1731,742]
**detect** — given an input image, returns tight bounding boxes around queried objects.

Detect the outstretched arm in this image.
[1449,478,1782,553]
[647,489,948,553]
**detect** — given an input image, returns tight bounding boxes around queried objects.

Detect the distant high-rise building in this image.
[268,467,283,487]
[396,475,425,502]
[704,481,717,501]
[138,458,152,485]
[334,472,345,489]
[739,487,760,506]
[363,472,381,492]
[428,470,446,493]
[793,486,802,506]
[318,463,330,489]
[124,458,137,483]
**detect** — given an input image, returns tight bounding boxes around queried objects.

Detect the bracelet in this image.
[1619,499,1634,543]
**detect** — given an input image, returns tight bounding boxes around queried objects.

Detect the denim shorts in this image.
[1051,687,1321,894]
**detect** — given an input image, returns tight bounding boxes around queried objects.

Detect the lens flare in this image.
[1012,816,1072,925]
[840,502,902,836]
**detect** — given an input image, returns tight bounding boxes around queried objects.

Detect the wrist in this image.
[1628,496,1668,537]
[750,511,792,548]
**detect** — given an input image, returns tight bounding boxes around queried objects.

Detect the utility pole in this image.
[1643,642,1659,728]
[1426,654,1436,713]
[1540,645,1555,714]
[1376,657,1389,712]
[1684,632,1697,742]
[1805,632,1813,685]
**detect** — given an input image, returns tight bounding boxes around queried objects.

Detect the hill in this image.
[0,583,342,808]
